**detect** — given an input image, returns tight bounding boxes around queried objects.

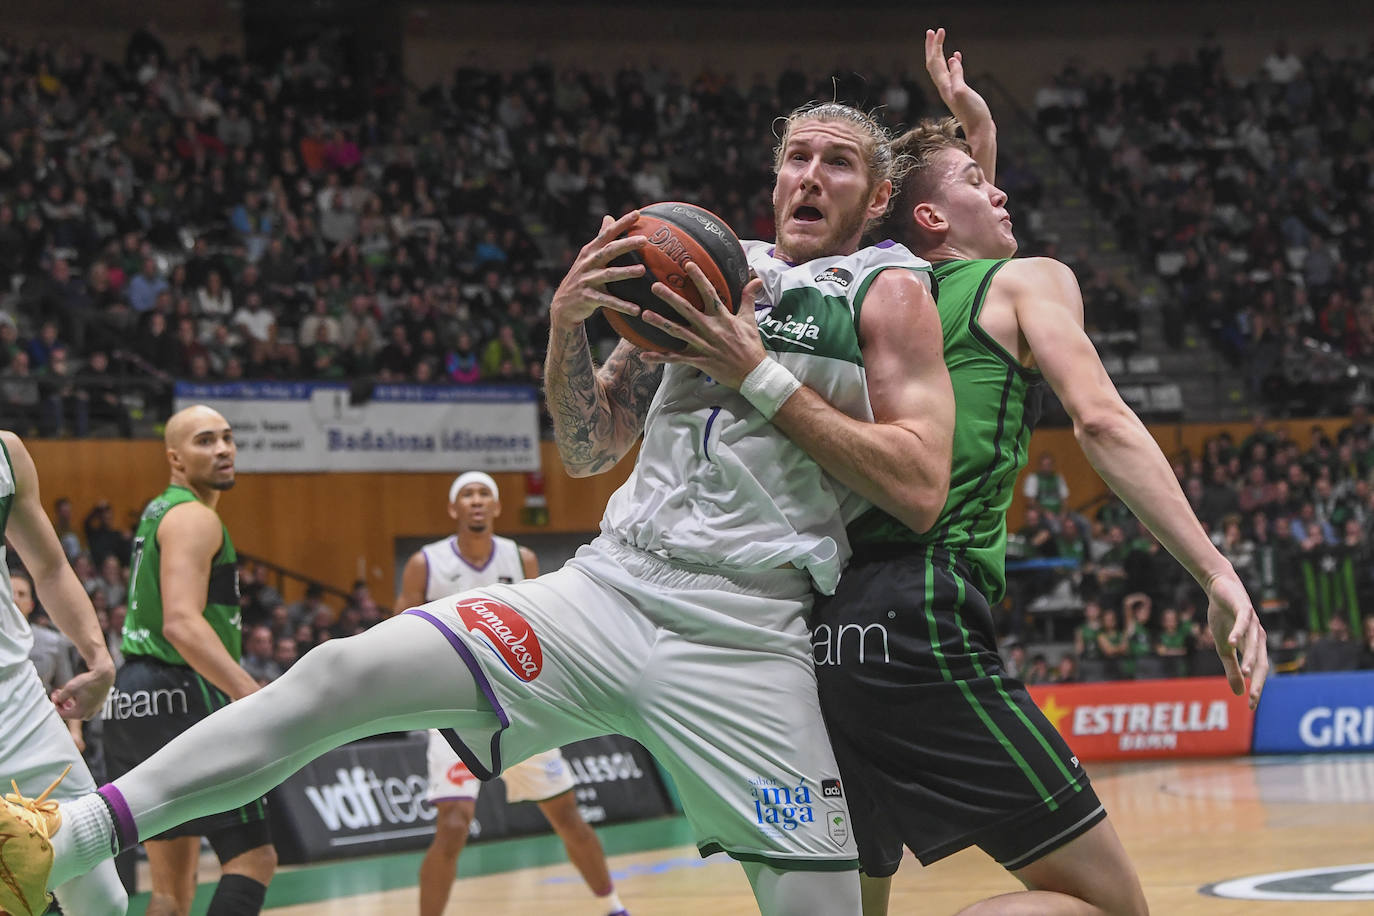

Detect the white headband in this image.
[449,472,499,504]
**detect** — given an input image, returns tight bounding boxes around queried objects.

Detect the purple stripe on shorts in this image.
[404,608,511,781]
[97,784,138,853]
[428,795,477,804]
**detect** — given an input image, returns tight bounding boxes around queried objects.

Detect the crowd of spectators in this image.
[1038,37,1374,415]
[0,28,973,438]
[1009,413,1374,681]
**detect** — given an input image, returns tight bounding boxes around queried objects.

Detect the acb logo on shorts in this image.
[447,761,473,784]
[455,597,544,682]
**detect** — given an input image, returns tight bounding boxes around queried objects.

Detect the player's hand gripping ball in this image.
[604,202,749,352]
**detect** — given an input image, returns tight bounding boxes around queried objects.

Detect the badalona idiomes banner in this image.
[174,381,540,472]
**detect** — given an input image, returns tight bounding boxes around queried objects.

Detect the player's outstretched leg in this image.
[956,819,1149,916]
[1,613,496,906]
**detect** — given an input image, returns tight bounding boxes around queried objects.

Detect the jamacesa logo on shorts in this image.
[455,597,543,681]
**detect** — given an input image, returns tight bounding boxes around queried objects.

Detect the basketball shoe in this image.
[0,767,66,916]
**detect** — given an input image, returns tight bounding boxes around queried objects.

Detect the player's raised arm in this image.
[546,212,662,477]
[925,27,997,184]
[1,431,115,720]
[1004,256,1269,706]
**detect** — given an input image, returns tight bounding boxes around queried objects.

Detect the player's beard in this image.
[774,200,869,264]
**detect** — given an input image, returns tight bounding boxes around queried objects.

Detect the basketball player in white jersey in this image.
[5,104,955,916]
[0,430,127,915]
[395,472,627,916]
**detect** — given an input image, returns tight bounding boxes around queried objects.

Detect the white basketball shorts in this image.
[426,729,574,803]
[403,535,858,871]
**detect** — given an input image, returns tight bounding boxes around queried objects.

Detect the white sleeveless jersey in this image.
[420,534,526,601]
[600,239,931,595]
[0,440,31,672]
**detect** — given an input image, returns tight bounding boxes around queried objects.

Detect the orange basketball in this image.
[603,202,749,352]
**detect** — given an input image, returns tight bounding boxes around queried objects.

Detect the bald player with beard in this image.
[103,405,277,916]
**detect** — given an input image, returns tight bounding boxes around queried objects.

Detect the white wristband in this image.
[739,358,802,421]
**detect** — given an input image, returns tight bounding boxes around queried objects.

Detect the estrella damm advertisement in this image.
[1028,677,1255,762]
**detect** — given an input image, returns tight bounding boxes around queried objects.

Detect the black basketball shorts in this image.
[104,655,272,861]
[812,546,1105,877]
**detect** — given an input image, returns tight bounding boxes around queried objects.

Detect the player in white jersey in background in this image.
[0,430,127,916]
[395,472,626,916]
[2,103,954,916]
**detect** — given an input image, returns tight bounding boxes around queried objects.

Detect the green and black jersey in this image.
[1076,623,1103,660]
[122,485,242,665]
[849,258,1043,602]
[1296,543,1364,633]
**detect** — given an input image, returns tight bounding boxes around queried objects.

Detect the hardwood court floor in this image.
[137,753,1374,914]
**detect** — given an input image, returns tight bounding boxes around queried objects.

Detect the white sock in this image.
[48,795,116,890]
[599,889,626,914]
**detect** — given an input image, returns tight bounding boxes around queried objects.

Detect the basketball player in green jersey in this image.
[105,404,277,916]
[810,30,1269,915]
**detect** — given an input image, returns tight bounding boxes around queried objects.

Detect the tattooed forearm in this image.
[546,329,661,476]
[547,323,615,475]
[601,342,663,433]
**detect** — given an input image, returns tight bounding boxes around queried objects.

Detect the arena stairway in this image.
[989,77,1251,422]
